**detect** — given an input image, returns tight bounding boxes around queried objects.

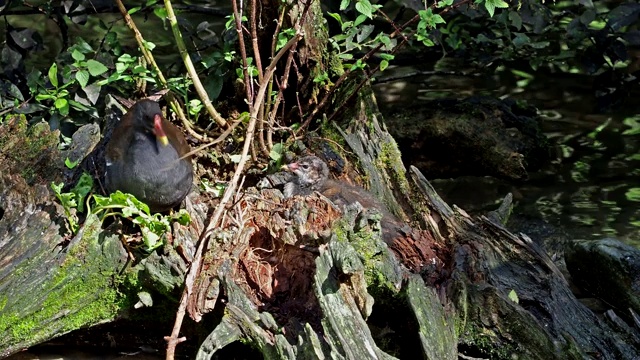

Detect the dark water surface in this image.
[374,66,640,247]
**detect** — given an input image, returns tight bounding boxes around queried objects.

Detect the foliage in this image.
[52,175,190,252]
[327,0,639,94]
[51,172,94,234]
[92,191,191,252]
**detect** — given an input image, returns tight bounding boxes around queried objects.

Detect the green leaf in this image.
[142,40,156,51]
[354,14,367,27]
[154,7,168,21]
[35,94,55,101]
[48,63,58,88]
[508,289,519,303]
[485,1,496,17]
[172,209,191,225]
[327,12,343,25]
[51,182,64,196]
[128,6,140,14]
[269,143,284,161]
[139,225,164,251]
[71,172,94,213]
[509,11,522,30]
[117,54,136,64]
[379,53,395,61]
[65,157,80,169]
[55,97,68,110]
[355,0,374,19]
[339,0,350,10]
[626,188,640,202]
[622,116,640,135]
[380,59,389,71]
[76,70,90,88]
[86,60,108,76]
[71,49,85,62]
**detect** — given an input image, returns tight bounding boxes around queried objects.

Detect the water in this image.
[374,66,640,247]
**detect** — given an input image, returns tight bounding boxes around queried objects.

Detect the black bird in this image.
[105,99,193,212]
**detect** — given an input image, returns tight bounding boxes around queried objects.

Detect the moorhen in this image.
[283,155,405,244]
[283,155,444,278]
[105,99,193,213]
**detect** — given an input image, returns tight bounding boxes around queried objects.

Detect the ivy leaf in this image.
[75,70,90,88]
[71,172,94,213]
[86,60,108,76]
[355,0,374,19]
[65,157,80,169]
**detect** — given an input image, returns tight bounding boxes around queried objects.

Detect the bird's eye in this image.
[301,164,309,170]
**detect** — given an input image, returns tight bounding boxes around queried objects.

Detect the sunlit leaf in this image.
[75,70,90,88]
[86,60,108,76]
[355,0,374,19]
[71,49,85,62]
[48,63,58,88]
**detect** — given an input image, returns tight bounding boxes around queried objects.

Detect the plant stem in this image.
[163,0,227,128]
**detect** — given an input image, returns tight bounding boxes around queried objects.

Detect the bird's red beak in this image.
[282,162,298,171]
[153,114,169,146]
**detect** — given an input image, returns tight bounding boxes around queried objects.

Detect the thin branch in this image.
[164,30,303,360]
[232,0,254,106]
[297,12,423,132]
[115,0,211,143]
[164,0,227,128]
[250,0,264,84]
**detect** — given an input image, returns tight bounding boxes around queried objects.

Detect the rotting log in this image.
[0,99,203,359]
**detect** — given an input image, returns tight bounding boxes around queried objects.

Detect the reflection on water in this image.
[374,65,640,247]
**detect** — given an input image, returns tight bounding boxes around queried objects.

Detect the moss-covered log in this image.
[0,101,201,359]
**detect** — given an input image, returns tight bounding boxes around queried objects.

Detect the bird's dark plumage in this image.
[283,156,405,244]
[283,155,443,279]
[105,99,193,212]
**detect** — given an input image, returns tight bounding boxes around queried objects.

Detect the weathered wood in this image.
[0,115,125,357]
[0,101,201,359]
[566,238,640,321]
[2,2,640,360]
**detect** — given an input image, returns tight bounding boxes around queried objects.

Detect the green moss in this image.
[0,114,62,185]
[1,215,127,346]
[332,216,398,294]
